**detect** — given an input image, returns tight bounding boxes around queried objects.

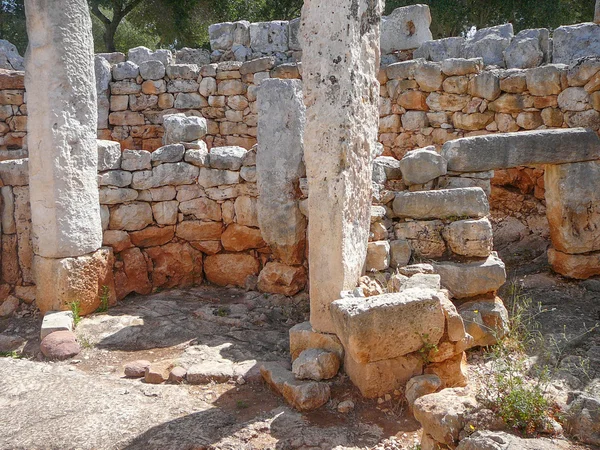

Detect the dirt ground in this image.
[0,240,599,449]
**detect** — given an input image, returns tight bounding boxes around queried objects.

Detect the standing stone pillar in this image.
[596,0,600,24]
[25,0,114,314]
[301,0,383,333]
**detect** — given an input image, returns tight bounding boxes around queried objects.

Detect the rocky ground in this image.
[0,238,599,449]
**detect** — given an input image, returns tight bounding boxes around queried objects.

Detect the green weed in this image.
[96,285,110,313]
[69,301,82,327]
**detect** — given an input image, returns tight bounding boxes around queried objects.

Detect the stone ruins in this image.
[1,1,600,448]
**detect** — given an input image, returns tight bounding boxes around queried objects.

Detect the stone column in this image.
[596,0,600,24]
[25,0,114,314]
[301,0,383,333]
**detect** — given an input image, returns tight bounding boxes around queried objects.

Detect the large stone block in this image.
[34,247,116,315]
[545,161,600,254]
[24,0,102,258]
[398,146,447,185]
[257,262,306,296]
[301,0,382,333]
[380,5,432,54]
[464,24,513,67]
[433,253,506,299]
[549,247,600,279]
[344,351,423,398]
[442,218,493,258]
[330,289,446,364]
[204,253,259,287]
[553,23,600,65]
[163,114,207,144]
[257,79,307,265]
[442,128,600,172]
[503,28,550,69]
[395,220,446,259]
[249,21,289,53]
[393,187,489,220]
[414,37,464,61]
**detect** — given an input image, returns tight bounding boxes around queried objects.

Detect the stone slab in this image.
[442,128,600,172]
[289,321,344,362]
[393,187,489,220]
[40,311,74,340]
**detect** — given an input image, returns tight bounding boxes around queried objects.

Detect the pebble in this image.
[337,400,355,413]
[124,360,151,378]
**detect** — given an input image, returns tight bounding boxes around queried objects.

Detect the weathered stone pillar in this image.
[595,0,600,24]
[25,0,114,314]
[301,0,383,333]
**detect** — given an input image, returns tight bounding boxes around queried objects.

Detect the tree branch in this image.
[90,1,111,26]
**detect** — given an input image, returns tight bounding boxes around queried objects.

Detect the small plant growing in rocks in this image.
[417,333,438,365]
[69,301,81,327]
[96,286,110,313]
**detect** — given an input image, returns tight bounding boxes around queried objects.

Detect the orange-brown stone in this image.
[204,253,260,287]
[221,224,266,251]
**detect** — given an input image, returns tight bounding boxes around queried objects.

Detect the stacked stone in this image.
[0,69,26,157]
[208,19,301,64]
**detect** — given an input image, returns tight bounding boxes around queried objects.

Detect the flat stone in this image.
[393,187,489,220]
[398,146,447,185]
[289,322,344,362]
[40,311,74,340]
[344,351,423,398]
[209,146,246,170]
[458,296,509,347]
[40,330,80,361]
[414,37,465,62]
[553,23,600,65]
[441,128,600,172]
[548,247,600,279]
[145,361,173,384]
[124,360,151,378]
[441,58,483,76]
[187,360,235,384]
[152,144,185,164]
[545,161,600,254]
[400,273,441,292]
[292,349,340,381]
[261,363,330,411]
[330,289,445,364]
[433,253,506,299]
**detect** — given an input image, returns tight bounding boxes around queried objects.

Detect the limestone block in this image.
[426,92,469,111]
[565,109,600,129]
[415,61,444,92]
[261,363,330,411]
[386,59,422,79]
[121,149,151,171]
[199,77,217,97]
[390,239,412,268]
[209,22,235,51]
[433,253,506,299]
[163,114,207,144]
[526,64,565,97]
[257,79,307,265]
[128,46,173,66]
[184,146,210,168]
[499,69,527,93]
[405,374,442,410]
[365,241,390,272]
[0,158,28,186]
[468,71,500,101]
[112,61,139,80]
[380,5,432,54]
[292,349,340,381]
[553,23,600,65]
[398,146,447,185]
[458,296,509,347]
[167,79,199,93]
[95,56,111,129]
[166,63,200,80]
[138,60,166,80]
[250,21,289,53]
[97,140,121,171]
[40,310,74,340]
[257,262,306,296]
[567,58,600,87]
[464,24,513,67]
[330,289,445,364]
[393,187,488,220]
[395,220,446,258]
[234,196,258,227]
[34,247,116,315]
[221,223,265,251]
[99,170,132,188]
[289,321,344,362]
[151,144,184,164]
[402,110,429,130]
[504,28,550,69]
[302,0,381,333]
[24,0,102,259]
[442,218,493,257]
[179,197,221,222]
[209,146,246,170]
[344,351,423,398]
[558,87,590,111]
[441,58,483,76]
[109,203,153,231]
[545,161,600,254]
[204,253,259,287]
[549,247,600,279]
[0,39,24,70]
[288,18,301,51]
[174,93,206,109]
[151,201,178,226]
[414,37,464,62]
[413,388,478,447]
[175,221,222,241]
[441,128,600,172]
[198,167,239,188]
[98,187,138,205]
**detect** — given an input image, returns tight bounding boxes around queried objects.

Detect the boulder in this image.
[204,253,259,287]
[261,363,330,411]
[40,330,80,360]
[464,24,513,67]
[548,247,600,279]
[504,28,550,69]
[289,322,344,362]
[398,146,447,186]
[330,289,446,364]
[442,128,600,172]
[553,23,600,65]
[257,262,306,296]
[292,349,340,381]
[433,253,506,299]
[380,5,433,54]
[393,187,489,220]
[124,360,151,378]
[414,37,465,62]
[458,296,509,347]
[442,218,493,257]
[405,374,442,410]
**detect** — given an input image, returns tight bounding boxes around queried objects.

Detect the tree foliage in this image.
[0,0,27,54]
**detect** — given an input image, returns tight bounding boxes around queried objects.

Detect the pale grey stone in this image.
[163,114,207,144]
[209,146,247,170]
[469,71,500,100]
[330,289,446,364]
[288,18,301,51]
[399,146,447,185]
[250,21,289,53]
[95,56,111,129]
[99,187,138,205]
[95,52,125,64]
[175,47,210,66]
[553,23,600,65]
[0,39,24,70]
[504,28,550,69]
[380,4,432,53]
[40,311,74,339]
[405,374,442,410]
[25,0,102,258]
[99,170,132,188]
[174,92,207,109]
[184,145,210,168]
[198,167,239,188]
[97,140,121,171]
[198,77,217,97]
[433,252,506,298]
[374,156,402,180]
[414,37,464,61]
[121,149,151,171]
[292,349,340,381]
[152,201,178,225]
[390,239,411,268]
[128,46,173,66]
[240,57,276,75]
[240,166,256,183]
[166,64,200,80]
[109,202,153,231]
[402,111,429,130]
[400,273,441,291]
[167,79,199,93]
[257,78,307,266]
[442,218,493,257]
[152,163,199,187]
[209,22,235,51]
[438,176,491,197]
[138,60,165,80]
[386,59,423,79]
[557,87,590,111]
[152,144,185,164]
[233,21,251,46]
[441,58,483,76]
[112,61,139,80]
[465,24,514,67]
[393,187,489,219]
[441,128,600,172]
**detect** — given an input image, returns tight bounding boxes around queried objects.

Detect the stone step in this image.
[392,187,489,220]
